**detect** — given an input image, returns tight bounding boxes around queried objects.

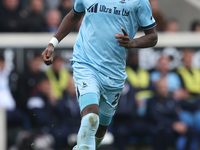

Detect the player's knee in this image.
[82,113,99,132]
[81,104,99,117]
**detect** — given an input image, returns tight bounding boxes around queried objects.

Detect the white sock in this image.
[95,136,104,149]
[77,113,99,150]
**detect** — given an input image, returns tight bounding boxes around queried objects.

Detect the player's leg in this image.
[73,94,113,150]
[76,107,111,149]
[73,119,108,150]
[95,124,109,148]
[94,97,119,149]
[95,74,124,149]
[72,61,101,150]
[76,93,100,150]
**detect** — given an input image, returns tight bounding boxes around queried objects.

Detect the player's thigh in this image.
[72,61,101,115]
[99,89,122,125]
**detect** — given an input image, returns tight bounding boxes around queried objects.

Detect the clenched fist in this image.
[41,43,54,65]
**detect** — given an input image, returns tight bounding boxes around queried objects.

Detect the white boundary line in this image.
[0,32,200,48]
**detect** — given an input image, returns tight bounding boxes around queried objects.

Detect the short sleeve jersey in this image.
[73,0,156,80]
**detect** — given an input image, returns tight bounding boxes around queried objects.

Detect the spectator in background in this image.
[43,9,62,33]
[126,49,154,93]
[26,76,60,149]
[147,78,191,150]
[190,20,200,32]
[175,49,200,150]
[60,76,81,131]
[151,55,181,94]
[164,18,179,32]
[113,81,157,150]
[58,0,73,19]
[149,0,166,32]
[58,0,83,32]
[45,55,71,100]
[113,50,155,150]
[125,49,154,123]
[126,49,151,91]
[15,52,46,112]
[177,49,200,100]
[0,53,31,149]
[0,0,25,32]
[26,76,57,127]
[56,77,81,148]
[44,0,61,9]
[23,0,45,32]
[27,75,79,149]
[112,82,136,150]
[0,53,29,128]
[19,0,31,11]
[126,49,154,124]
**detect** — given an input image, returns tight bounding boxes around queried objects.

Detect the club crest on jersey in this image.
[87,3,98,13]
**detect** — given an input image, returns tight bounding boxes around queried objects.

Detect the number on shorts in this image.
[112,93,120,105]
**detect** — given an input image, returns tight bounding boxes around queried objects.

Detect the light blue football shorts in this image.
[72,61,125,126]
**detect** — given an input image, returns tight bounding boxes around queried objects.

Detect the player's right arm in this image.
[42,9,84,65]
[54,10,83,42]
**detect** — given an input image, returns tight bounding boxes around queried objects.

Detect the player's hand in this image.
[115,27,131,49]
[41,43,54,65]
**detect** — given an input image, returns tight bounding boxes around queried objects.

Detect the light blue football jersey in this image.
[72,0,156,80]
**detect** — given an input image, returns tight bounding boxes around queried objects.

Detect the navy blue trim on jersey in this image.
[141,22,157,30]
[73,6,85,14]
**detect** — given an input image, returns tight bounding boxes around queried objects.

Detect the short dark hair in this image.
[0,53,5,61]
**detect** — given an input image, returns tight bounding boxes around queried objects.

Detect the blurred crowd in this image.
[113,48,200,150]
[1,0,200,150]
[0,0,82,32]
[0,0,200,32]
[1,47,200,150]
[0,51,81,150]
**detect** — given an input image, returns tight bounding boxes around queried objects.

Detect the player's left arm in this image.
[115,27,158,49]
